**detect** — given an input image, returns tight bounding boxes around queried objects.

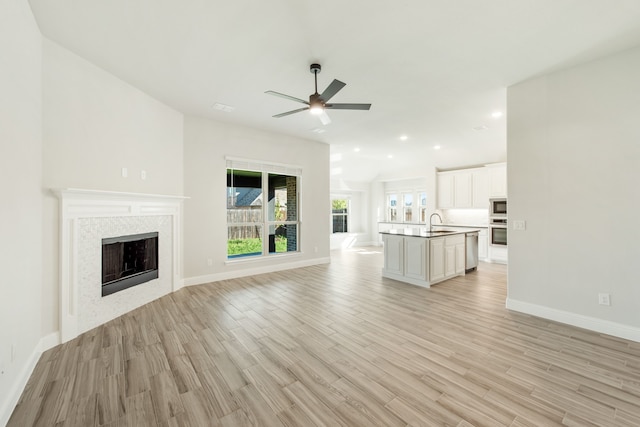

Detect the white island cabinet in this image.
[381,230,466,288]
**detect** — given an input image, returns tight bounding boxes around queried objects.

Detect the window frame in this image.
[226,158,302,261]
[331,197,350,234]
[386,189,428,223]
[387,193,398,222]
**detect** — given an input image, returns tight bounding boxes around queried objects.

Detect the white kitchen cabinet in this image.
[472,168,489,208]
[437,172,454,209]
[445,234,466,277]
[478,228,488,260]
[382,234,404,276]
[430,234,465,282]
[454,171,473,208]
[404,237,427,281]
[444,244,456,277]
[488,163,507,198]
[437,167,491,209]
[489,245,508,264]
[429,238,445,282]
[382,232,466,288]
[455,241,466,273]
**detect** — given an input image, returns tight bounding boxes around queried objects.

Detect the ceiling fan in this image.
[265,63,371,125]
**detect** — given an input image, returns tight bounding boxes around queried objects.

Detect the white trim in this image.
[0,333,59,427]
[225,156,303,175]
[40,331,61,352]
[183,257,330,287]
[55,188,185,343]
[224,251,304,266]
[506,298,640,343]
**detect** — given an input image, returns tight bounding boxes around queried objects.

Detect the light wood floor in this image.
[9,248,640,426]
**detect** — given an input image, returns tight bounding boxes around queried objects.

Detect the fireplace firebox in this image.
[102,232,159,296]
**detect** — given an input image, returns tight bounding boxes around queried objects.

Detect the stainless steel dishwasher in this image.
[465,231,479,272]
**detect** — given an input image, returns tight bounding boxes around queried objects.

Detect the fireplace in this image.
[56,188,185,342]
[102,232,159,296]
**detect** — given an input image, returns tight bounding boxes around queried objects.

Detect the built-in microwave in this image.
[490,198,507,217]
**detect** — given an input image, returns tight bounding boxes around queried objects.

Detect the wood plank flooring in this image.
[8,248,640,426]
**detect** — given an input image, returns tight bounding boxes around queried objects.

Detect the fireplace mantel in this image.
[55,188,187,343]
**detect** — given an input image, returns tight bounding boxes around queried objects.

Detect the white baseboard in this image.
[506,298,640,343]
[0,332,58,427]
[40,331,60,352]
[183,256,331,287]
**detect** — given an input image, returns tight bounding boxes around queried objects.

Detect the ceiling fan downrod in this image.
[310,63,321,95]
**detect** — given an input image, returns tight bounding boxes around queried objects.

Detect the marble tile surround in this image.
[76,215,172,334]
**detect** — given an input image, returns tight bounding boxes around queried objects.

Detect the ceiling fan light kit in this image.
[265,63,371,124]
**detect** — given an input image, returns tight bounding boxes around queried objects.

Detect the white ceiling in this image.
[28,0,640,182]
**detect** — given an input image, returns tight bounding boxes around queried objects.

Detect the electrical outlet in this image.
[141,170,147,180]
[513,220,526,231]
[121,167,128,178]
[598,293,611,306]
[207,258,213,266]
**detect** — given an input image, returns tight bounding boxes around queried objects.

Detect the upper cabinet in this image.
[487,163,507,198]
[436,164,503,209]
[472,168,489,208]
[454,170,473,208]
[437,172,455,209]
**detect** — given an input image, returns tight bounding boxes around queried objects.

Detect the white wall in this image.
[41,39,184,339]
[0,0,43,422]
[507,46,640,341]
[183,116,330,283]
[330,180,372,250]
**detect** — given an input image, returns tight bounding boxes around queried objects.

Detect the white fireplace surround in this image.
[55,188,186,343]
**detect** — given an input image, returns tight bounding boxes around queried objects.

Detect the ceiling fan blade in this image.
[265,90,309,105]
[319,111,331,125]
[273,107,309,118]
[325,103,371,110]
[319,79,346,102]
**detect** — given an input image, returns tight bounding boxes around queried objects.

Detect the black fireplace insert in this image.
[101,232,158,296]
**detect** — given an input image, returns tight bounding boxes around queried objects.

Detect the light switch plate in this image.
[598,293,611,306]
[513,220,526,230]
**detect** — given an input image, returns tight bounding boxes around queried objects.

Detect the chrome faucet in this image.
[429,213,443,232]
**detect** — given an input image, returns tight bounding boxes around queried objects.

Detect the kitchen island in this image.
[380,228,471,288]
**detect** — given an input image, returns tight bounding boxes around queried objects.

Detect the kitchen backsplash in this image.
[439,209,489,226]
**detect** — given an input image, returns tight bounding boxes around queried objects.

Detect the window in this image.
[387,194,398,222]
[332,199,349,233]
[418,191,427,223]
[403,193,413,222]
[226,160,300,259]
[388,190,428,223]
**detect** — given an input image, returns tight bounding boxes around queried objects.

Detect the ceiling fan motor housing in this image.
[310,63,321,74]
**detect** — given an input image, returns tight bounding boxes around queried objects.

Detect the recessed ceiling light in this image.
[354,147,361,152]
[473,125,489,131]
[491,111,503,118]
[311,128,326,134]
[212,102,235,112]
[434,145,441,150]
[387,154,393,159]
[400,135,408,141]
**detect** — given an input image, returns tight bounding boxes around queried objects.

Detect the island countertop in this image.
[379,228,480,238]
